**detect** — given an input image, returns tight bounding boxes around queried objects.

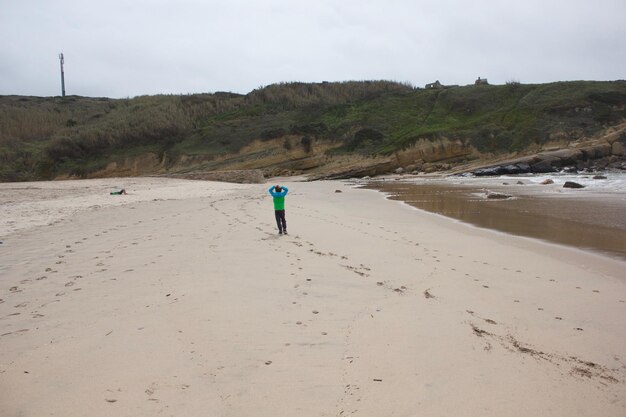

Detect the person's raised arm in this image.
[282,186,289,195]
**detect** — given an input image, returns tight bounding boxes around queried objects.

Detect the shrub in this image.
[506,80,521,92]
[301,136,312,153]
[260,128,286,140]
[344,128,384,151]
[290,122,328,137]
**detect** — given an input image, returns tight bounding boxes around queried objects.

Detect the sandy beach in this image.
[1,177,625,417]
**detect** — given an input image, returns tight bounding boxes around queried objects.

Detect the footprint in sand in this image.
[1,329,29,337]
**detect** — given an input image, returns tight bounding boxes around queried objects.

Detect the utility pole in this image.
[59,53,66,97]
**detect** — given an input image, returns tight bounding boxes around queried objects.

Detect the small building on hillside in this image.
[475,77,489,85]
[425,80,443,89]
[425,80,459,89]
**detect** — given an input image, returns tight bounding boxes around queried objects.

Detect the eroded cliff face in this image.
[465,122,626,176]
[100,153,166,177]
[394,137,476,165]
[67,122,626,181]
[54,153,166,180]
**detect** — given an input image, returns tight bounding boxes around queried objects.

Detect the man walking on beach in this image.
[268,184,289,235]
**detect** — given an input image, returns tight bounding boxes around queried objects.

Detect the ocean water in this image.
[365,172,626,260]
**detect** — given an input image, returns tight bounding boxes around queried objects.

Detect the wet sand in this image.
[368,179,626,260]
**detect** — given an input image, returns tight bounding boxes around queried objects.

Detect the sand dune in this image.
[1,177,624,417]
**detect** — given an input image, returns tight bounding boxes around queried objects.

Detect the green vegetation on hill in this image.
[1,80,625,181]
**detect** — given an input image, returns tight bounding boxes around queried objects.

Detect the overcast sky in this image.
[1,0,625,98]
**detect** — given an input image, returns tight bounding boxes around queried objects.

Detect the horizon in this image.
[2,78,625,100]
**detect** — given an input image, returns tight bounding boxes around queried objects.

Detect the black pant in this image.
[274,210,287,232]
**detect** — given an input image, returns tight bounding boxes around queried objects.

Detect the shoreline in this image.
[365,174,626,261]
[1,177,625,417]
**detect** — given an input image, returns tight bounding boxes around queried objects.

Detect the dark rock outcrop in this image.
[563,181,585,189]
[529,158,559,173]
[486,191,512,199]
[472,163,531,176]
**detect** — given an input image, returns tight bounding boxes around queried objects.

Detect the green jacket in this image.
[268,186,289,210]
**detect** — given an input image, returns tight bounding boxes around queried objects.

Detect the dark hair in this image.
[275,185,282,192]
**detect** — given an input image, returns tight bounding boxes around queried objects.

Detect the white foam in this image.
[401,172,626,194]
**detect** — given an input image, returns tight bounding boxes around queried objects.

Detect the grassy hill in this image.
[1,80,625,181]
